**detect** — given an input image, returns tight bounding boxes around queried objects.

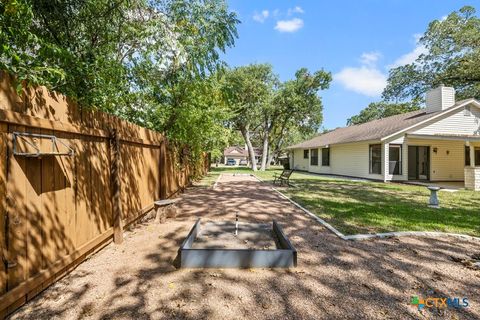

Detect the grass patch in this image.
[206,166,480,237]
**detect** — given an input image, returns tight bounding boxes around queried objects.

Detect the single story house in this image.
[223,146,247,165]
[223,146,262,165]
[287,86,480,190]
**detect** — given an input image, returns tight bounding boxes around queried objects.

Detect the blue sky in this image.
[223,0,479,129]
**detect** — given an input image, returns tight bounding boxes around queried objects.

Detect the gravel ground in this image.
[9,174,480,320]
[192,222,276,250]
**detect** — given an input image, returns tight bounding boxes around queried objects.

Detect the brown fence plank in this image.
[0,228,113,312]
[40,128,57,270]
[0,123,7,295]
[64,133,77,254]
[0,73,204,317]
[53,131,69,259]
[6,125,28,290]
[24,127,43,281]
[0,73,23,112]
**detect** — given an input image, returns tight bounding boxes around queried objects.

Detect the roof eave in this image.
[380,99,479,142]
[287,138,382,149]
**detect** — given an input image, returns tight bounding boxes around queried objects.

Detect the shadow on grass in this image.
[283,178,480,236]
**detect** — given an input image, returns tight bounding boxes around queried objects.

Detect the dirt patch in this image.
[9,174,480,320]
[192,222,277,250]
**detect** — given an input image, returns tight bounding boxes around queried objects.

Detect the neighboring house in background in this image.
[288,86,480,191]
[223,146,247,165]
[223,146,262,165]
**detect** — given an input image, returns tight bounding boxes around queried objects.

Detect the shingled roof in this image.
[287,99,475,149]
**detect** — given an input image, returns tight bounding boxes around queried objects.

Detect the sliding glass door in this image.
[408,146,430,180]
[388,145,402,175]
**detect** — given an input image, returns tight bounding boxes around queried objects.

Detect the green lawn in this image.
[202,166,480,237]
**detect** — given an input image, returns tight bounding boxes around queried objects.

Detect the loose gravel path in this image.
[10,174,480,320]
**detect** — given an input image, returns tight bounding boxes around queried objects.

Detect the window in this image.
[369,144,382,174]
[388,145,402,175]
[465,146,471,166]
[310,149,319,166]
[476,147,480,167]
[321,148,330,166]
[303,149,309,159]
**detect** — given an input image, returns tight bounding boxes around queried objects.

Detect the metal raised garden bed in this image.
[179,219,297,268]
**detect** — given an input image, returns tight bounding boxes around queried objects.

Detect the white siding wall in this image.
[305,143,382,179]
[411,106,480,136]
[291,148,309,171]
[308,148,332,175]
[425,86,455,113]
[407,138,465,181]
[291,104,480,181]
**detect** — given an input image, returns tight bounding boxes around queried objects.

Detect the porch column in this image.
[465,141,479,191]
[383,142,389,182]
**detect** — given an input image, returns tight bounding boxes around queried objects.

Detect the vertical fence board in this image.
[0,73,209,317]
[159,142,166,199]
[40,129,56,270]
[54,132,68,258]
[25,127,42,281]
[6,125,28,290]
[65,134,76,254]
[0,124,7,295]
[74,138,88,248]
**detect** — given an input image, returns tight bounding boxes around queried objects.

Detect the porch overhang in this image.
[406,133,480,142]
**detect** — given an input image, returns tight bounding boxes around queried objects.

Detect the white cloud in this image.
[274,18,304,33]
[335,67,387,97]
[288,6,304,15]
[253,10,269,23]
[388,34,428,68]
[335,51,387,97]
[360,51,381,67]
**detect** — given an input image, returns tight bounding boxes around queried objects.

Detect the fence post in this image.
[110,129,123,244]
[159,140,167,199]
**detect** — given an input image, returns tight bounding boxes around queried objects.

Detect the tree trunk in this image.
[241,127,257,171]
[267,148,275,168]
[259,132,269,171]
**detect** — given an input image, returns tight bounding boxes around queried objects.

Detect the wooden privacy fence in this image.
[0,72,208,316]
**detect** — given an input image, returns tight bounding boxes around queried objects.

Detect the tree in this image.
[383,6,480,102]
[346,101,420,126]
[1,0,238,108]
[0,0,239,168]
[221,65,331,171]
[265,68,331,167]
[221,64,277,171]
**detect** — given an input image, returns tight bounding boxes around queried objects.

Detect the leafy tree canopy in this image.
[383,6,480,102]
[0,0,238,108]
[0,0,239,168]
[346,101,420,126]
[221,64,331,170]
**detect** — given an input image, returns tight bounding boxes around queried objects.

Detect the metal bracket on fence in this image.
[13,132,74,157]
